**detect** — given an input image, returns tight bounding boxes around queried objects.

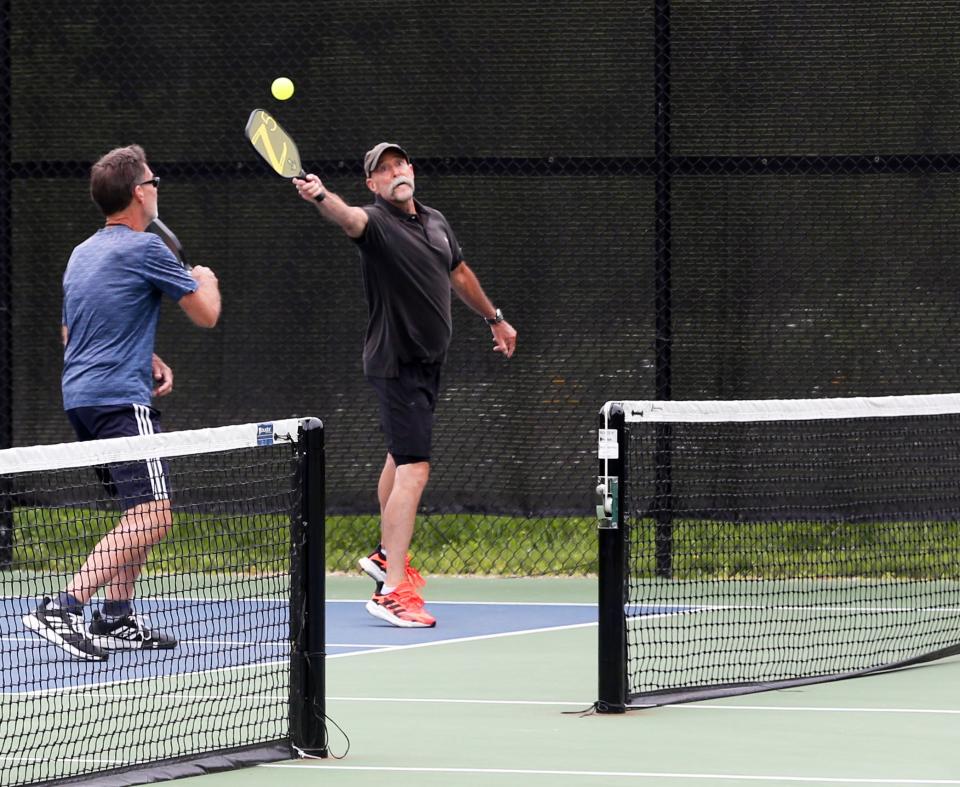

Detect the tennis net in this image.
[595,394,960,711]
[0,417,326,785]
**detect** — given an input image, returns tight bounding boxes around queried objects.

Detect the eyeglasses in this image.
[137,176,160,189]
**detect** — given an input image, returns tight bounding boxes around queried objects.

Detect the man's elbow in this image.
[193,302,221,328]
[193,310,219,329]
[343,219,366,239]
[181,293,221,328]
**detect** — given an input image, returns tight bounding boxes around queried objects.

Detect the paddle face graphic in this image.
[245,108,306,178]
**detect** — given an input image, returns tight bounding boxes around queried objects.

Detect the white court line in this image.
[330,696,590,707]
[327,620,599,659]
[9,691,957,717]
[327,598,596,607]
[672,704,960,715]
[1,634,287,648]
[327,696,960,715]
[83,693,284,702]
[6,659,287,698]
[4,615,598,652]
[261,764,960,784]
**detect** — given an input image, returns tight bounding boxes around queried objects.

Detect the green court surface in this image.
[174,575,960,787]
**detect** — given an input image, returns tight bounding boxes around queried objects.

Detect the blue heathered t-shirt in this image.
[61,225,198,409]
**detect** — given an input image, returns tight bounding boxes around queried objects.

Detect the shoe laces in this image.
[125,613,154,641]
[403,558,427,589]
[389,582,426,609]
[62,608,86,635]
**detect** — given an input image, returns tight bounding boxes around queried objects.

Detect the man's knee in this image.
[393,458,430,488]
[121,500,173,544]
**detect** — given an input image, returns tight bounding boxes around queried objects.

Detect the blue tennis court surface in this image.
[1,596,613,693]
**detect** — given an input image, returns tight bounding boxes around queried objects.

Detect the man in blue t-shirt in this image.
[22,144,221,661]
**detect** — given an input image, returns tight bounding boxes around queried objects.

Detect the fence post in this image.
[0,0,13,569]
[653,0,674,579]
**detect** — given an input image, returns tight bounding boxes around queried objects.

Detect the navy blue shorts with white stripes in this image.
[66,404,170,511]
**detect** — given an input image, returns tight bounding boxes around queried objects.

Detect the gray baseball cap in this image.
[363,142,409,177]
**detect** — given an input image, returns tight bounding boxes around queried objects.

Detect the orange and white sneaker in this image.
[365,581,436,628]
[358,547,426,589]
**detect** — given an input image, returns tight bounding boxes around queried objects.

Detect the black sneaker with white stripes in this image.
[88,611,177,651]
[22,597,108,661]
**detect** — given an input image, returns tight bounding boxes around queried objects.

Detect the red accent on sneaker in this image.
[366,581,436,628]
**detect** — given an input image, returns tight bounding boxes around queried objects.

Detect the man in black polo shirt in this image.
[293,142,517,627]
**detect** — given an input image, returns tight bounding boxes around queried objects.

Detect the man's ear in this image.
[366,177,377,193]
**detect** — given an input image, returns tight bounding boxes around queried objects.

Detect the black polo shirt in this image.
[353,195,464,377]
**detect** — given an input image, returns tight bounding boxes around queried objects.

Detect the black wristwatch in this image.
[484,308,504,326]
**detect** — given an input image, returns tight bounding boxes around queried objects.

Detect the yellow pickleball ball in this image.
[271,77,294,101]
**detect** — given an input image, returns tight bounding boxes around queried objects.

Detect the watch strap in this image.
[484,308,504,326]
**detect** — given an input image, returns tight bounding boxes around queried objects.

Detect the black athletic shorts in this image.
[66,403,170,510]
[366,362,442,465]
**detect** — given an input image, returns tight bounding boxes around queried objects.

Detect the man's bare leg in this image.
[380,457,429,589]
[65,499,173,604]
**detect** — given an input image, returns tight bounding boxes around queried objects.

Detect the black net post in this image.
[290,418,328,757]
[596,404,627,713]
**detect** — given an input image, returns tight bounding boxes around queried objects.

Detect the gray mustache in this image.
[390,176,414,192]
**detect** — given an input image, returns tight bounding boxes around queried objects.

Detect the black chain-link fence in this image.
[3,1,960,575]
